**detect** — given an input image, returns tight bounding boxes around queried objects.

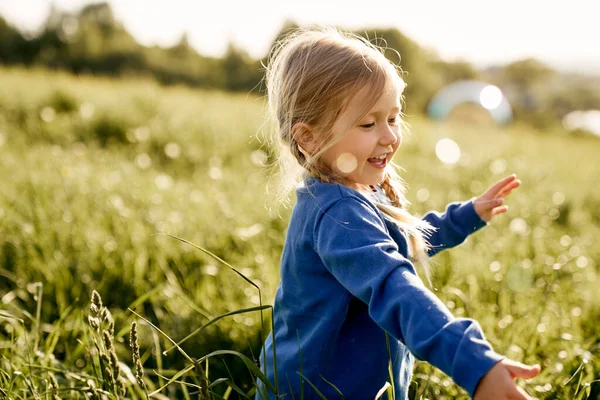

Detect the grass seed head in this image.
[47,373,61,400]
[130,321,146,389]
[88,316,100,332]
[91,290,103,316]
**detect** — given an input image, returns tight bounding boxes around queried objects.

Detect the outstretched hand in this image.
[474,358,541,400]
[473,174,521,222]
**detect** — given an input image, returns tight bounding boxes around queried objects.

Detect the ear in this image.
[291,122,317,157]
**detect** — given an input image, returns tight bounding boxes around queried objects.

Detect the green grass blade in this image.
[319,374,344,399]
[159,233,259,290]
[194,349,277,394]
[148,363,196,397]
[127,309,194,364]
[163,305,271,354]
[295,372,328,400]
[0,310,24,323]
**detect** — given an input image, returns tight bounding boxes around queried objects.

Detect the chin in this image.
[367,173,387,186]
[346,169,387,188]
[354,177,385,188]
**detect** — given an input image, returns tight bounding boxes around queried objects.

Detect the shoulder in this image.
[299,181,392,244]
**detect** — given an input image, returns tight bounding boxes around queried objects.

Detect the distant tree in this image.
[499,59,555,110]
[432,59,480,83]
[78,2,117,36]
[221,42,263,92]
[503,58,555,90]
[169,32,192,58]
[549,85,600,117]
[0,15,26,63]
[3,0,597,132]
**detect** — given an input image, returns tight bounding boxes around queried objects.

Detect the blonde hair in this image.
[261,25,435,265]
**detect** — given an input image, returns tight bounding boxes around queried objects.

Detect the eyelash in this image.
[360,117,399,129]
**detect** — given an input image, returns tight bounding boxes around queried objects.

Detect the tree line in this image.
[1,2,599,131]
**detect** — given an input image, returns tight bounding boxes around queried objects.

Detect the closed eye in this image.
[360,115,400,129]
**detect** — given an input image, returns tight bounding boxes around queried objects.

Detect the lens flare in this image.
[435,138,461,164]
[480,85,503,110]
[336,152,358,174]
[427,80,513,125]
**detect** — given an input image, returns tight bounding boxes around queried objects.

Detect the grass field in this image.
[0,66,599,399]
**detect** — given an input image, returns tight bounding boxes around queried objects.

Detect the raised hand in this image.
[473,174,521,222]
[474,358,541,400]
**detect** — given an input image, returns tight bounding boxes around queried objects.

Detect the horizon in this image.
[1,0,599,76]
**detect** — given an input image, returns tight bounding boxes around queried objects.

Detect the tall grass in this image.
[0,66,599,398]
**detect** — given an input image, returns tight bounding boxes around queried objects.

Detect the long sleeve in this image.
[314,197,503,397]
[423,199,487,257]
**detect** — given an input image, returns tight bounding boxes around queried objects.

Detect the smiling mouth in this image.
[367,154,388,169]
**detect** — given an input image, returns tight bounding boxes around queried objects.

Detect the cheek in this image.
[394,133,402,149]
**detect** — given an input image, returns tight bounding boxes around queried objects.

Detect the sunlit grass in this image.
[0,66,599,398]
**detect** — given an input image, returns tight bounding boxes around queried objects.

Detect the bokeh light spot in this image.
[489,261,501,272]
[416,188,430,202]
[79,102,95,120]
[480,85,503,110]
[560,235,572,247]
[135,153,152,169]
[490,158,507,175]
[435,138,460,164]
[552,192,565,205]
[203,264,218,276]
[509,217,529,235]
[40,107,56,122]
[576,256,588,268]
[164,142,181,159]
[209,167,223,180]
[134,127,150,142]
[155,173,173,190]
[336,152,357,174]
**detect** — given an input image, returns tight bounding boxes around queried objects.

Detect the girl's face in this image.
[319,80,402,191]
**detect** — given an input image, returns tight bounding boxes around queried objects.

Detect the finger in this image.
[497,180,520,198]
[478,198,504,211]
[505,361,541,379]
[498,180,521,198]
[487,174,517,197]
[491,206,508,217]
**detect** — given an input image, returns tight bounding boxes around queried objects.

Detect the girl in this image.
[256,26,540,400]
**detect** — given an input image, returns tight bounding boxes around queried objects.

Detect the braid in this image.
[304,161,333,184]
[380,173,401,208]
[375,171,434,267]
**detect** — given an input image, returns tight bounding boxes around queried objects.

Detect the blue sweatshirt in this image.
[255,177,504,400]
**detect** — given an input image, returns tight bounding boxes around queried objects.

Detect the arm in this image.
[422,199,486,257]
[314,197,503,397]
[423,174,523,257]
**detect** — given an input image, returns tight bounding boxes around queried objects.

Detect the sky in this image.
[1,0,599,74]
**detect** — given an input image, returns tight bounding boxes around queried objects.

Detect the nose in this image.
[379,124,399,147]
